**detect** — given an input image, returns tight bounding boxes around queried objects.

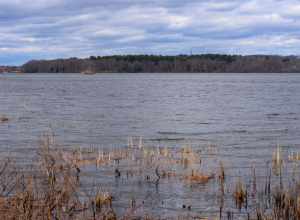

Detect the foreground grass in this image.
[1,134,300,219]
[0,134,210,220]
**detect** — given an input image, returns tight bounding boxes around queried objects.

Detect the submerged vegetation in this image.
[1,134,300,219]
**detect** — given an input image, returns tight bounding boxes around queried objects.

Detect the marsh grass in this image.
[0,135,217,219]
[0,134,129,219]
[233,178,247,211]
[1,134,300,219]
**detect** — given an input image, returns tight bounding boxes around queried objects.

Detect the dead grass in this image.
[0,134,118,219]
[0,135,214,219]
[184,170,214,184]
[233,178,247,210]
[2,135,300,220]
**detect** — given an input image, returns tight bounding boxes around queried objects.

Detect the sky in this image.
[1,0,300,65]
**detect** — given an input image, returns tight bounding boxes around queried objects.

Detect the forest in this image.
[21,54,300,73]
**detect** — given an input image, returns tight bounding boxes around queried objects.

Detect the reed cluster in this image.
[1,135,300,219]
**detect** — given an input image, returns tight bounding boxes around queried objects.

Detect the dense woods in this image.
[21,54,300,73]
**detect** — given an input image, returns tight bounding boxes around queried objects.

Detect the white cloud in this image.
[0,46,41,53]
[2,0,300,65]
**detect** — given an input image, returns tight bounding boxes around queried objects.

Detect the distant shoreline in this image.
[3,54,300,74]
[2,72,300,75]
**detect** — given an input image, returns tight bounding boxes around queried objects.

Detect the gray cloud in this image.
[1,0,300,65]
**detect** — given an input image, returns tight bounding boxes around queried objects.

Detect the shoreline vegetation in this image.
[2,54,300,74]
[1,133,300,219]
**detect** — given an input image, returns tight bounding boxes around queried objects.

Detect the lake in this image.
[1,72,300,218]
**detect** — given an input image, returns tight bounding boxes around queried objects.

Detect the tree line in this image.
[21,54,300,73]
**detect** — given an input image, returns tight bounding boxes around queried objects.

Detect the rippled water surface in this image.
[1,73,300,217]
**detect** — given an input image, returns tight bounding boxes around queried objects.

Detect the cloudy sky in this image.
[1,0,300,65]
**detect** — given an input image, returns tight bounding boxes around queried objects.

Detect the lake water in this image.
[1,73,300,217]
